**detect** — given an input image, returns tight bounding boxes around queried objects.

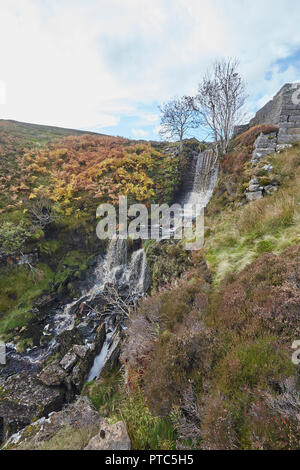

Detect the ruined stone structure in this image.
[249,82,300,144]
[239,83,300,202]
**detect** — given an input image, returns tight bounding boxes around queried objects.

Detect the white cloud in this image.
[0,80,6,105]
[131,128,149,138]
[0,0,300,131]
[87,114,120,130]
[142,114,160,123]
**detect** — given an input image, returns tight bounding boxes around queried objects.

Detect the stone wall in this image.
[249,86,285,127]
[249,83,300,144]
[233,123,250,138]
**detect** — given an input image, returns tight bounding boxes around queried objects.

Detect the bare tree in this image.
[159,96,200,151]
[102,283,138,320]
[193,58,247,153]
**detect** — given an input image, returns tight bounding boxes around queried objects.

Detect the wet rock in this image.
[69,344,96,391]
[60,352,78,372]
[0,371,64,443]
[77,321,93,338]
[84,420,131,450]
[38,361,67,387]
[70,362,86,391]
[73,344,92,360]
[39,343,95,395]
[95,323,106,353]
[56,328,84,356]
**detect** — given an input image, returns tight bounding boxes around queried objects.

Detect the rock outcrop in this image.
[84,421,131,450]
[1,397,130,450]
[251,130,292,163]
[0,323,106,444]
[0,371,65,443]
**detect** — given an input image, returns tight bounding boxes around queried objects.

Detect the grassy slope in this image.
[205,142,300,284]
[0,119,101,142]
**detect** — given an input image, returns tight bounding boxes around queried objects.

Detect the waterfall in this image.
[104,236,127,274]
[85,237,148,381]
[182,148,219,210]
[87,150,218,381]
[125,248,147,294]
[87,328,116,381]
[3,234,147,382]
[4,149,217,379]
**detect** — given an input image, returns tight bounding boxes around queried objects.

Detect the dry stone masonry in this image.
[249,82,300,161]
[235,82,300,151]
[249,82,300,144]
[252,131,278,163]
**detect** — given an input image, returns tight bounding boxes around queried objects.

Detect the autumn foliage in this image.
[0,133,183,218]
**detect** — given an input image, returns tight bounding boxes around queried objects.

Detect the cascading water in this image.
[2,236,148,380]
[86,237,148,381]
[48,236,146,335]
[2,149,217,380]
[87,327,116,381]
[182,148,219,210]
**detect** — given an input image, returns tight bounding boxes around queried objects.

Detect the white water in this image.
[182,149,219,210]
[85,237,147,381]
[88,328,120,381]
[47,236,147,338]
[161,148,219,238]
[3,236,147,386]
[6,150,216,377]
[88,329,113,381]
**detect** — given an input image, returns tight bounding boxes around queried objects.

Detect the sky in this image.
[1,0,300,140]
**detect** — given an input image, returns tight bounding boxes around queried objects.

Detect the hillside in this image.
[0,119,101,144]
[0,118,299,450]
[0,122,184,346]
[82,126,300,450]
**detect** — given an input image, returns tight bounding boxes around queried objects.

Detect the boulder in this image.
[1,397,104,450]
[245,191,264,202]
[264,185,279,195]
[38,361,67,387]
[0,371,64,444]
[84,420,131,450]
[1,397,131,451]
[70,362,86,391]
[73,344,92,360]
[59,352,78,372]
[248,183,260,192]
[56,328,84,356]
